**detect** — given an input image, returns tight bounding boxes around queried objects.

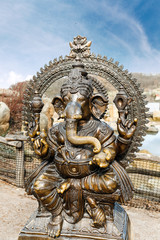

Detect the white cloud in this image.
[8,71,23,85]
[0,0,159,83]
[84,0,160,73]
[25,75,33,81]
[0,71,32,89]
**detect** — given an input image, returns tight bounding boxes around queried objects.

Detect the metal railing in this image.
[0,134,28,187]
[0,136,160,208]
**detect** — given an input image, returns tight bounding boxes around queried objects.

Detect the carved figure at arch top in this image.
[21,36,148,240]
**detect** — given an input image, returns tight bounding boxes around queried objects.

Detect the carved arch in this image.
[23,40,148,167]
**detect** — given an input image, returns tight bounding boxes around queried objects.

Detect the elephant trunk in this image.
[66,119,101,153]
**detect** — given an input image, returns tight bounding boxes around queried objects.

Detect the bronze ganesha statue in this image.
[25,63,137,238]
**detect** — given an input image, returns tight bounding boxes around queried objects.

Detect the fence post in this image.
[16,141,25,187]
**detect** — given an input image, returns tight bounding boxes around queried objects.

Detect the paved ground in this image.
[0,179,160,240]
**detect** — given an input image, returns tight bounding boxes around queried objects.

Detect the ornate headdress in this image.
[60,63,93,98]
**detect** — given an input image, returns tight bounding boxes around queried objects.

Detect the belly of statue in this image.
[54,146,97,178]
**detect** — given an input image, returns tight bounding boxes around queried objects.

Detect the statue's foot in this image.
[86,197,106,228]
[91,206,106,228]
[47,215,63,238]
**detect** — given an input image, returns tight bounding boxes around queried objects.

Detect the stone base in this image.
[18,203,131,240]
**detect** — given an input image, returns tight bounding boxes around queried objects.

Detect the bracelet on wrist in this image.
[117,136,131,144]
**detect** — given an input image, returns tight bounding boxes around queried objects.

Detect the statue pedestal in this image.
[18,203,132,240]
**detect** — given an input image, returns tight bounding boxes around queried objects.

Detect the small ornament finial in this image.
[69,35,92,59]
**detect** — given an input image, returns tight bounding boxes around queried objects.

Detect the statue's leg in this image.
[33,164,63,238]
[82,169,118,194]
[86,196,106,228]
[82,169,118,227]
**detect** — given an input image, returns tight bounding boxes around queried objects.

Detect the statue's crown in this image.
[60,63,93,97]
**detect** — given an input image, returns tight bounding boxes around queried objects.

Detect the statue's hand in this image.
[57,180,71,195]
[89,149,112,168]
[32,129,49,157]
[117,118,137,139]
[28,118,40,138]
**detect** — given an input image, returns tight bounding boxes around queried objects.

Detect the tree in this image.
[1,81,28,132]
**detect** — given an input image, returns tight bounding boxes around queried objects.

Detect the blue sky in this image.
[0,0,160,88]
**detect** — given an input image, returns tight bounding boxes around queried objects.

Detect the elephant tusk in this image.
[73,114,82,119]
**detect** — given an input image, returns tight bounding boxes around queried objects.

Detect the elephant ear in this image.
[90,94,108,119]
[52,96,65,118]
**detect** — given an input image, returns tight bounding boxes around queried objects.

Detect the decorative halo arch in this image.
[23,36,148,167]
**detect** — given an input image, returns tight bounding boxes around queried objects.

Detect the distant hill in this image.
[132,73,160,90]
[0,73,159,100]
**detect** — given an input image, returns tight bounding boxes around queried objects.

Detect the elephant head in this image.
[52,65,108,154]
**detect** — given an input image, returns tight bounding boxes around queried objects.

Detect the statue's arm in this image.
[31,125,59,159]
[116,117,137,155]
[91,140,117,168]
[103,141,117,162]
[32,129,49,157]
[91,118,137,168]
[113,90,137,155]
[90,124,117,168]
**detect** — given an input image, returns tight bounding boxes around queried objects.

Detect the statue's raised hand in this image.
[117,117,137,140]
[32,129,49,157]
[28,118,39,138]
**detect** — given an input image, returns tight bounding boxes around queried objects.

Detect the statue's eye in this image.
[64,96,69,102]
[81,100,86,105]
[79,96,86,102]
